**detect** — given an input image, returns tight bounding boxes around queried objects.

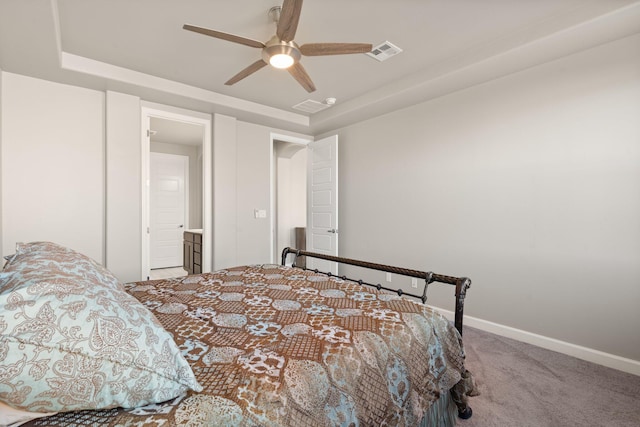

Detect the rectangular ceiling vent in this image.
[366,41,403,62]
[292,99,331,114]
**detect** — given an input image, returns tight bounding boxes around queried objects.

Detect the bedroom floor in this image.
[149,267,187,280]
[458,326,640,427]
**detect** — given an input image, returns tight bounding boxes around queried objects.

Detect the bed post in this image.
[281,247,291,266]
[454,277,472,337]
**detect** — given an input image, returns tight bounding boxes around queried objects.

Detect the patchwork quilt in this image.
[23,264,473,426]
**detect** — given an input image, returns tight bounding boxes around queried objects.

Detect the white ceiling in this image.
[1,0,639,135]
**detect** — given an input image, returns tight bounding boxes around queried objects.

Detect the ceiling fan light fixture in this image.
[262,37,301,69]
[270,53,295,69]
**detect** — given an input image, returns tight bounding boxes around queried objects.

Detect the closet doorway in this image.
[271,134,311,264]
[271,134,340,271]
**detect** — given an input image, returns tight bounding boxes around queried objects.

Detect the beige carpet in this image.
[458,327,640,427]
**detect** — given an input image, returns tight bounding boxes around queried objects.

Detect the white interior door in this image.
[150,152,188,269]
[307,135,338,274]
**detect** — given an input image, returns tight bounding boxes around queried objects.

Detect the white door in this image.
[150,153,188,269]
[307,135,338,274]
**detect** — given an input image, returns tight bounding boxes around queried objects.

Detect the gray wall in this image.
[1,72,105,262]
[330,34,640,361]
[106,91,141,282]
[213,114,238,270]
[212,115,312,270]
[235,121,273,266]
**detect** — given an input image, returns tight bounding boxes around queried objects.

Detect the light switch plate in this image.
[254,209,267,219]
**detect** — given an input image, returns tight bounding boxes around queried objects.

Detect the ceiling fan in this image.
[183,0,372,93]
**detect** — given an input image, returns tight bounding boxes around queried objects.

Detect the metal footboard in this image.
[281,247,472,336]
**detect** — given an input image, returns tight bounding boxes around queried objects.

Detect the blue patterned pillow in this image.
[1,242,122,292]
[0,242,202,413]
[0,272,13,287]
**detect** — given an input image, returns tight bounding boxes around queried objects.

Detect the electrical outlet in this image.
[386,273,392,282]
[411,278,418,289]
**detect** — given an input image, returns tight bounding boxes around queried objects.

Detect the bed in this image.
[0,242,476,426]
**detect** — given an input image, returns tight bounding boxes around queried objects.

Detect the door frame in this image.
[141,102,212,279]
[270,132,312,263]
[149,152,189,269]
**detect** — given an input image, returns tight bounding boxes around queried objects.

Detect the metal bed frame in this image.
[281,247,472,336]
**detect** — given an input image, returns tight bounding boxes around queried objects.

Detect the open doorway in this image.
[148,119,202,279]
[141,104,212,280]
[271,134,311,264]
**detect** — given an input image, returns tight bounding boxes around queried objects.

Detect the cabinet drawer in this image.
[193,243,201,254]
[183,231,202,243]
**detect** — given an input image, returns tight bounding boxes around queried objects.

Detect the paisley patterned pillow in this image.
[0,272,12,287]
[0,242,202,413]
[1,242,122,292]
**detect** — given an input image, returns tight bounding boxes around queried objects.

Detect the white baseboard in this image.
[432,307,640,377]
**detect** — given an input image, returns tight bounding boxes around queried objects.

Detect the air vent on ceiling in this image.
[366,41,403,62]
[292,99,332,114]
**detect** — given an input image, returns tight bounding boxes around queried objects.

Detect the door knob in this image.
[327,229,338,234]
[178,225,184,228]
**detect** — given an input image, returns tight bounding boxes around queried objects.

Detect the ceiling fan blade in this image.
[225,60,268,85]
[276,0,303,42]
[288,62,316,93]
[300,43,373,56]
[183,24,265,49]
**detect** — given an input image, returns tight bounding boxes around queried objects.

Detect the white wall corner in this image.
[433,307,640,377]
